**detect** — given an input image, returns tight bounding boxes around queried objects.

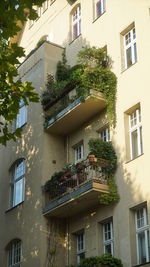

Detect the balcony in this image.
[44,89,106,136]
[43,158,109,217]
[18,40,64,80]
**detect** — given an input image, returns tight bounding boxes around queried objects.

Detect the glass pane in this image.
[131,129,138,158]
[134,43,137,62]
[125,32,131,45]
[15,179,24,205]
[138,231,146,264]
[8,245,13,266]
[126,47,132,68]
[105,243,112,254]
[103,0,106,12]
[140,127,143,154]
[73,23,77,39]
[15,160,25,179]
[130,111,137,127]
[96,0,102,17]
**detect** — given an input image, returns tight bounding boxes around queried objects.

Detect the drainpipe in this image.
[67,217,70,266]
[66,136,69,164]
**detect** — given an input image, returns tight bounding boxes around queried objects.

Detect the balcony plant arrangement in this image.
[41,47,117,127]
[88,138,119,204]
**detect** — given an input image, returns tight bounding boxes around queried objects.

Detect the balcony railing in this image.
[43,158,109,217]
[45,89,106,135]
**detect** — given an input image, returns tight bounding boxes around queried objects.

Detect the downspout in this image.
[67,135,69,164]
[67,217,70,266]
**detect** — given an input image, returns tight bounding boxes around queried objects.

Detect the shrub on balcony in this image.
[71,254,123,267]
[41,47,117,126]
[88,138,119,204]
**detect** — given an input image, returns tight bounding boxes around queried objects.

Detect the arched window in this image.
[9,159,26,208]
[7,239,21,267]
[71,4,81,41]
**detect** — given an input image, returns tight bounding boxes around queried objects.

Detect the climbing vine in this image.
[41,47,117,126]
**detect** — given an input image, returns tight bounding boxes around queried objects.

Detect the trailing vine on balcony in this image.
[88,138,120,204]
[41,47,117,126]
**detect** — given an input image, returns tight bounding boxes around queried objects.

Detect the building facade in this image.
[1,0,150,266]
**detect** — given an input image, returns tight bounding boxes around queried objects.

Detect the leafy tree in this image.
[0,0,45,145]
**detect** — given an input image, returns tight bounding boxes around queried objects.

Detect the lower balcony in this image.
[43,159,109,217]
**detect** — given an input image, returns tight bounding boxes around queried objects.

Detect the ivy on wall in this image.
[41,46,117,126]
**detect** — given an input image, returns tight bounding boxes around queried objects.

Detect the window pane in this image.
[15,179,24,205]
[131,129,138,158]
[137,208,144,228]
[126,47,132,68]
[140,127,143,154]
[96,1,101,17]
[73,23,78,39]
[15,161,25,180]
[138,231,146,264]
[105,243,112,254]
[134,43,137,63]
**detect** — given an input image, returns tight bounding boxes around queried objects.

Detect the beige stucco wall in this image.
[1,1,150,267]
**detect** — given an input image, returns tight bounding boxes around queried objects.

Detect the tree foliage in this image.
[0,0,45,145]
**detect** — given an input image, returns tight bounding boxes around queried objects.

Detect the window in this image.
[15,99,27,129]
[77,232,85,264]
[135,207,150,264]
[94,0,106,20]
[99,127,110,142]
[8,240,21,267]
[124,27,137,69]
[129,107,143,160]
[10,159,25,208]
[75,144,84,163]
[103,221,113,255]
[42,0,49,12]
[72,5,81,41]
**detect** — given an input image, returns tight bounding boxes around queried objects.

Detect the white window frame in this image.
[42,0,49,13]
[77,232,85,264]
[99,127,110,142]
[15,99,27,130]
[124,27,137,69]
[10,159,25,208]
[75,144,84,164]
[129,108,143,160]
[135,207,150,265]
[94,0,106,19]
[8,240,21,267]
[103,221,114,255]
[72,5,81,41]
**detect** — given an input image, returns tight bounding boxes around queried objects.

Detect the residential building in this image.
[0,1,150,267]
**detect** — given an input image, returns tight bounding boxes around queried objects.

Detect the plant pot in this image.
[89,154,97,163]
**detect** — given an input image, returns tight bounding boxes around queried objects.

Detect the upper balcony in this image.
[43,157,109,218]
[18,40,64,80]
[44,89,106,136]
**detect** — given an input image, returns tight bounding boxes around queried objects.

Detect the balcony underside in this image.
[46,92,106,136]
[43,180,109,218]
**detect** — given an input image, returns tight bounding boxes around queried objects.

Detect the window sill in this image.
[69,33,82,45]
[50,0,56,5]
[133,261,150,267]
[5,201,24,213]
[125,153,144,164]
[121,61,137,74]
[93,11,106,23]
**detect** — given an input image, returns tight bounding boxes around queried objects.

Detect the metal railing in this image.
[48,160,108,200]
